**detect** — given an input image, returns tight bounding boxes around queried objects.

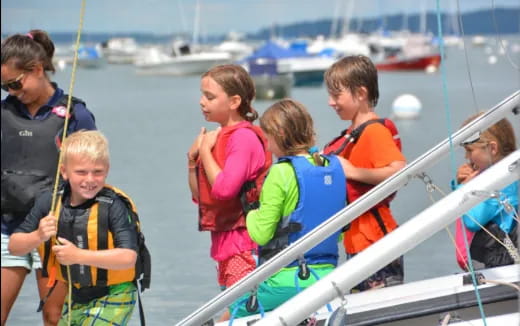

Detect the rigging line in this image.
[436,2,489,323]
[491,0,519,71]
[48,1,87,325]
[455,0,479,113]
[425,176,520,317]
[463,211,520,263]
[434,0,457,192]
[418,174,473,271]
[481,278,520,292]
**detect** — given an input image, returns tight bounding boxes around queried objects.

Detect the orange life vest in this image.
[38,185,137,288]
[197,122,272,232]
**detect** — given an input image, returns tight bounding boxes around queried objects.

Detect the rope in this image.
[48,1,87,325]
[418,172,520,324]
[481,278,520,292]
[491,0,519,70]
[293,266,333,313]
[435,1,490,323]
[455,0,479,112]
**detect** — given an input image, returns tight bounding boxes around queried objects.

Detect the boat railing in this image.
[255,148,520,326]
[175,90,519,326]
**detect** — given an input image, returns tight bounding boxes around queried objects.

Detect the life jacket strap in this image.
[239,180,259,214]
[36,280,57,312]
[96,195,112,287]
[341,207,389,235]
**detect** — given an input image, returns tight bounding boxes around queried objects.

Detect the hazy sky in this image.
[1,0,518,36]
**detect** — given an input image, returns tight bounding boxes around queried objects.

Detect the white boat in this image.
[175,91,520,326]
[307,33,371,58]
[100,37,139,64]
[213,39,253,62]
[214,264,519,326]
[278,55,336,87]
[135,42,231,76]
[247,57,292,100]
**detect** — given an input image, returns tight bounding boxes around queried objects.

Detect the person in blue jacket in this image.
[456,113,518,269]
[1,29,96,326]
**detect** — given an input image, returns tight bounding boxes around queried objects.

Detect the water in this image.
[6,40,520,325]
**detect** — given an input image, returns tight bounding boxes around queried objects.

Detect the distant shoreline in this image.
[2,7,519,44]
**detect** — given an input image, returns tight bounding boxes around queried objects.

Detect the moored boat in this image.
[375,52,441,71]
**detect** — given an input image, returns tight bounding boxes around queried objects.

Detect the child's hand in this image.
[201,127,221,151]
[188,127,206,161]
[456,163,479,184]
[338,156,356,179]
[52,237,80,266]
[38,215,57,242]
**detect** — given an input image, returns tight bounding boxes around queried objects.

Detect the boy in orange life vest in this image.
[8,130,139,325]
[323,55,407,292]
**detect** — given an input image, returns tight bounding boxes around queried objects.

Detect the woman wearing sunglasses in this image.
[1,30,96,326]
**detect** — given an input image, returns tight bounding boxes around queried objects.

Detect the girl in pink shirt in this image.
[187,65,272,318]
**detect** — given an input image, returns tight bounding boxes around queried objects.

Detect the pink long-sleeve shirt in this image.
[209,122,266,261]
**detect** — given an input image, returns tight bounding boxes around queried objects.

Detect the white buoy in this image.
[488,55,497,65]
[392,94,422,120]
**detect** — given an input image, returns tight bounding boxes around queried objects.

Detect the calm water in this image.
[6,40,520,325]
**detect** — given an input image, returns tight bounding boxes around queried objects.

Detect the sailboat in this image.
[175,90,520,326]
[134,1,231,76]
[369,0,441,72]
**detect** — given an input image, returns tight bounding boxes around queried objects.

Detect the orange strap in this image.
[46,265,57,287]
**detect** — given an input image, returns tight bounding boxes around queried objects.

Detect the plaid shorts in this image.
[217,251,256,289]
[59,282,136,326]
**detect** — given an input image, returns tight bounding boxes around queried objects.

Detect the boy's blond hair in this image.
[61,130,109,165]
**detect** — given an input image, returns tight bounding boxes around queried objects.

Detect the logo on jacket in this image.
[52,105,68,118]
[19,129,33,136]
[324,174,332,185]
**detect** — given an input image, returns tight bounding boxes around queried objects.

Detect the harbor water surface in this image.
[6,40,520,324]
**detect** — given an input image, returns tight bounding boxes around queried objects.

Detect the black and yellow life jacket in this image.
[38,185,151,290]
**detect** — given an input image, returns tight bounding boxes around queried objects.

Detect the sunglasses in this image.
[460,131,481,146]
[1,73,25,92]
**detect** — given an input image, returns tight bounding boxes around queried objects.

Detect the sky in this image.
[1,0,519,36]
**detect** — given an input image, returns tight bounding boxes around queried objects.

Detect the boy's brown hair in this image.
[324,55,379,107]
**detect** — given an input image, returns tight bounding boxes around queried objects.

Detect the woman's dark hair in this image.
[203,64,258,122]
[1,29,55,73]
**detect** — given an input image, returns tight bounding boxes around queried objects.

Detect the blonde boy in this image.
[9,130,139,325]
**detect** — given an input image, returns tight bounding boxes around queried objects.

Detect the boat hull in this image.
[252,74,292,100]
[214,264,519,326]
[376,54,441,71]
[135,52,231,76]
